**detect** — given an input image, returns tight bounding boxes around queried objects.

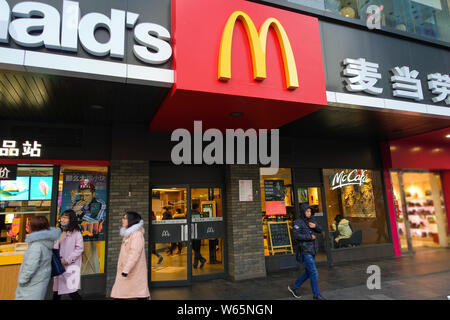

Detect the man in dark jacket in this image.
[288,203,326,300]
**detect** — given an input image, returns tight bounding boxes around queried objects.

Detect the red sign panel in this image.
[150,0,326,132]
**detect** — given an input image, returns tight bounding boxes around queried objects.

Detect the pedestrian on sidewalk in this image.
[288,203,326,300]
[111,211,150,300]
[53,209,84,300]
[15,216,61,300]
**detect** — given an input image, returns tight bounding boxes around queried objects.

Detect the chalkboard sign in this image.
[267,221,293,255]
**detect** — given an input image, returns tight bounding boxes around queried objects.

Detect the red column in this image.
[441,171,450,234]
[380,142,401,257]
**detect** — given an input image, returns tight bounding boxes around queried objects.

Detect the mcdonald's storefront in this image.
[0,0,449,298]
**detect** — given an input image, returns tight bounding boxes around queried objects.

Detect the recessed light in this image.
[390,146,397,151]
[446,134,450,139]
[411,147,421,152]
[230,112,243,117]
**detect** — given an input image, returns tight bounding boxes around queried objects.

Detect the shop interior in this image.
[0,166,53,255]
[151,188,224,282]
[260,168,327,262]
[391,171,449,251]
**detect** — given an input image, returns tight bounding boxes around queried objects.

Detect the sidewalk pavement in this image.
[86,248,450,300]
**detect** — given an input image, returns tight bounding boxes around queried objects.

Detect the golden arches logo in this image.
[218,10,299,90]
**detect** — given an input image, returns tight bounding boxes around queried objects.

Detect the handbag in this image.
[51,248,66,277]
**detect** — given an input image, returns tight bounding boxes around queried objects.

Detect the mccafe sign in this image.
[0,0,173,86]
[331,169,368,190]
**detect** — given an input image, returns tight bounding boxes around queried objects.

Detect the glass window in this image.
[260,168,295,256]
[268,1,450,43]
[0,166,53,248]
[57,165,108,275]
[324,0,450,42]
[323,169,390,248]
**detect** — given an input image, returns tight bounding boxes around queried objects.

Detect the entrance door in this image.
[150,187,190,285]
[190,188,225,279]
[150,186,226,286]
[295,185,329,263]
[391,171,449,252]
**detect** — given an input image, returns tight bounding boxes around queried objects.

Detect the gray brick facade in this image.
[106,160,149,296]
[225,165,266,281]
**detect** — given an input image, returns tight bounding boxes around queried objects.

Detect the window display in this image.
[323,169,390,248]
[391,171,449,250]
[260,168,294,256]
[57,165,108,275]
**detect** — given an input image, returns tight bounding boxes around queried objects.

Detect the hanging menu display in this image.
[264,180,286,215]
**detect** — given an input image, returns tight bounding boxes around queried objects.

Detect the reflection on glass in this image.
[323,0,450,42]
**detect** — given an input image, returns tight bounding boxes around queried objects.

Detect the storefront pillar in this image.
[106,160,150,296]
[381,142,402,257]
[441,171,450,235]
[225,165,266,281]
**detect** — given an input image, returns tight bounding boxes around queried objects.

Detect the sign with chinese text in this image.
[320,20,450,109]
[239,180,253,202]
[0,140,42,157]
[0,165,17,180]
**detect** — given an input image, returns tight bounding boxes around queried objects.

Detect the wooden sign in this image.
[267,221,293,255]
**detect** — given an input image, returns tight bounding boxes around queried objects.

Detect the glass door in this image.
[295,185,329,263]
[150,187,190,284]
[190,188,225,278]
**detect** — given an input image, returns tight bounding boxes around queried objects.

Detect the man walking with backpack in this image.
[288,203,326,300]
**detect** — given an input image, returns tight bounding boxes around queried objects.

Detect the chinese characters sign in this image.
[0,140,42,157]
[342,57,449,104]
[0,165,17,180]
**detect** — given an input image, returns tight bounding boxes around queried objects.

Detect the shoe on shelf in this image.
[157,256,163,264]
[288,286,301,299]
[200,259,206,269]
[313,294,326,300]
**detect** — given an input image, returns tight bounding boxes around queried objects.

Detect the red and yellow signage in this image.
[218,11,298,90]
[150,0,326,132]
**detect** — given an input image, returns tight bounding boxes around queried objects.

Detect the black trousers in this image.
[53,291,82,300]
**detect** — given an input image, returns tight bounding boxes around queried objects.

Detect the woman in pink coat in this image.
[53,209,84,300]
[111,211,150,300]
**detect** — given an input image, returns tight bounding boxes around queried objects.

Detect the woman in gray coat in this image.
[15,216,61,300]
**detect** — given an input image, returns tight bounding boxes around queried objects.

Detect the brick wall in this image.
[106,160,149,296]
[225,165,266,281]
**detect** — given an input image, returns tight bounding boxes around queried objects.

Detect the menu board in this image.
[264,180,286,215]
[264,180,285,201]
[267,221,292,250]
[30,177,53,200]
[0,177,30,201]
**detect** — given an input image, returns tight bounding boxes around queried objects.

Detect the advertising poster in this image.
[264,180,286,215]
[239,180,253,202]
[0,177,30,201]
[60,172,107,275]
[30,177,53,200]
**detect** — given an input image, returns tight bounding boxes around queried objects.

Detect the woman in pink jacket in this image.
[53,209,84,300]
[111,211,150,300]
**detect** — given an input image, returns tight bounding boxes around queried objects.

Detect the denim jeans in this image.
[293,254,320,297]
